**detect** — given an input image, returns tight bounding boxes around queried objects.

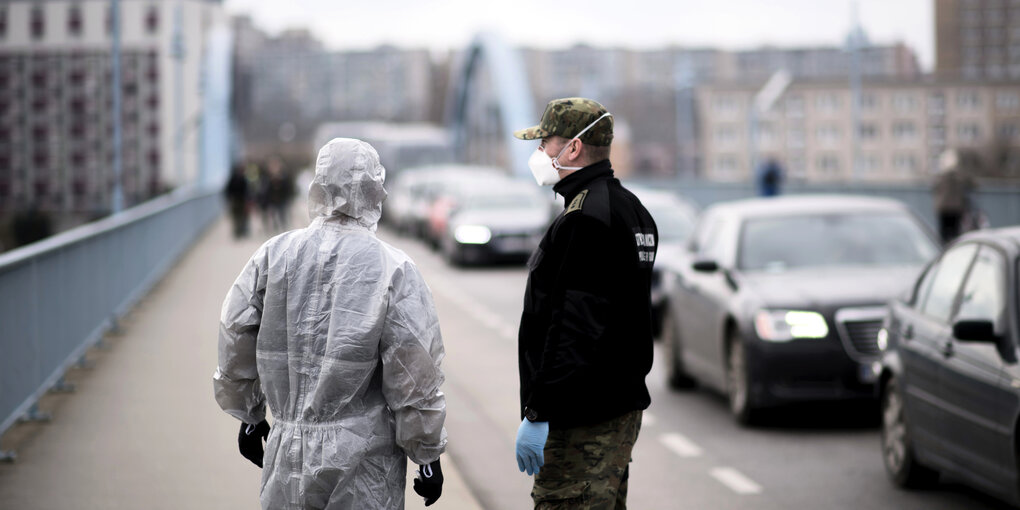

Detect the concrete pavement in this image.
[0,216,483,510]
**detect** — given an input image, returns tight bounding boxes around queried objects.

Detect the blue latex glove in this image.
[515,419,549,476]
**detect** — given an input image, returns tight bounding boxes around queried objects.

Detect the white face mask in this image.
[527,112,612,187]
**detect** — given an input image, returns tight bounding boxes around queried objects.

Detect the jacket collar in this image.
[553,159,613,205]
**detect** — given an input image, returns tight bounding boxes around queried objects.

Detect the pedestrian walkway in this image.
[0,216,483,510]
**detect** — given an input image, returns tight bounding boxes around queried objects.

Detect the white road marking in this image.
[427,276,517,341]
[710,467,762,495]
[642,413,656,427]
[660,432,703,458]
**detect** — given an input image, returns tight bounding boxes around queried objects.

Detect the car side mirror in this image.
[952,319,999,343]
[692,259,719,273]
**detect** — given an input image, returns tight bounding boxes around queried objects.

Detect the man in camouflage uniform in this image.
[513,98,658,509]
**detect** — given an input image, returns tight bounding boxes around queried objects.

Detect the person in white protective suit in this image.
[214,138,448,509]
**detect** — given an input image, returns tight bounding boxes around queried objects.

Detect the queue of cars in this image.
[383,165,556,265]
[648,192,1020,506]
[390,164,1020,504]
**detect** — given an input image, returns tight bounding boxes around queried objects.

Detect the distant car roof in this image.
[629,187,699,213]
[707,194,913,220]
[954,226,1020,253]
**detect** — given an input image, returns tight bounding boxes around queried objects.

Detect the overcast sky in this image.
[224,0,935,70]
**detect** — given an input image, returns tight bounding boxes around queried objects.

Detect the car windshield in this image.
[644,201,695,243]
[739,212,937,271]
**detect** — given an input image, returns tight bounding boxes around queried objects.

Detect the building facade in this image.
[517,43,921,177]
[0,0,224,216]
[231,16,437,162]
[699,79,1020,183]
[936,0,1020,80]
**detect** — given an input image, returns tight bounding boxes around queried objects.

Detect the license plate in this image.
[498,237,530,252]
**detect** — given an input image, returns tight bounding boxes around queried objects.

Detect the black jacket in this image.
[518,160,658,428]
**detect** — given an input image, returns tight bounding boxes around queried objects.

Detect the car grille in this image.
[834,307,888,361]
[841,320,883,356]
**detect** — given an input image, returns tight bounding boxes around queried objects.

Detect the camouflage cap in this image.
[513,97,613,146]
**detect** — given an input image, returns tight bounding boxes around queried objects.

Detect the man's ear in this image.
[570,139,583,160]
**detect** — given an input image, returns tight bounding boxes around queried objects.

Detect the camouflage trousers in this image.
[532,410,643,510]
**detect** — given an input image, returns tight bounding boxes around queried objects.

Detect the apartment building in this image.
[699,79,1020,183]
[0,0,225,215]
[936,0,1020,80]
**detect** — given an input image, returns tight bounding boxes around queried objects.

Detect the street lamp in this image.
[748,69,792,176]
[111,0,122,213]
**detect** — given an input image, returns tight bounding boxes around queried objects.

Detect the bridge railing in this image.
[0,189,222,456]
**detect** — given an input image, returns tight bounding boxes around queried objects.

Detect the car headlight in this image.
[754,310,829,342]
[877,328,889,351]
[454,225,492,244]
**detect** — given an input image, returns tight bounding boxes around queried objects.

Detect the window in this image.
[68,4,83,36]
[859,123,879,140]
[892,93,918,112]
[893,153,918,175]
[688,213,721,254]
[957,90,981,109]
[738,213,937,271]
[30,5,45,40]
[859,93,879,110]
[715,125,738,145]
[997,91,1020,109]
[145,5,159,34]
[860,154,882,174]
[958,123,981,142]
[920,244,978,322]
[816,154,840,175]
[815,125,841,145]
[713,95,739,115]
[928,92,945,115]
[815,93,841,112]
[713,154,739,176]
[892,121,917,141]
[956,246,1006,327]
[1001,123,1020,139]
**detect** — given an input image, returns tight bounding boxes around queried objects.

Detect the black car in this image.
[660,195,939,424]
[879,227,1020,506]
[629,187,699,338]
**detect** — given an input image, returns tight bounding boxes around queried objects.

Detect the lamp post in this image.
[748,70,792,177]
[172,1,186,189]
[110,0,122,213]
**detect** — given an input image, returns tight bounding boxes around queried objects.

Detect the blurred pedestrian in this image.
[214,138,448,509]
[756,158,784,197]
[223,164,250,239]
[933,149,976,244]
[513,98,657,508]
[11,201,53,247]
[264,156,294,233]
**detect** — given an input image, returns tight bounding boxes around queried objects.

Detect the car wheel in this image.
[881,378,939,488]
[662,306,697,390]
[725,332,758,425]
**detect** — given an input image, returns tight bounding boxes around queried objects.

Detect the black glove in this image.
[237,419,270,468]
[413,458,443,507]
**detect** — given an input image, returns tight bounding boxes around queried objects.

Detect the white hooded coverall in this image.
[214,138,447,509]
